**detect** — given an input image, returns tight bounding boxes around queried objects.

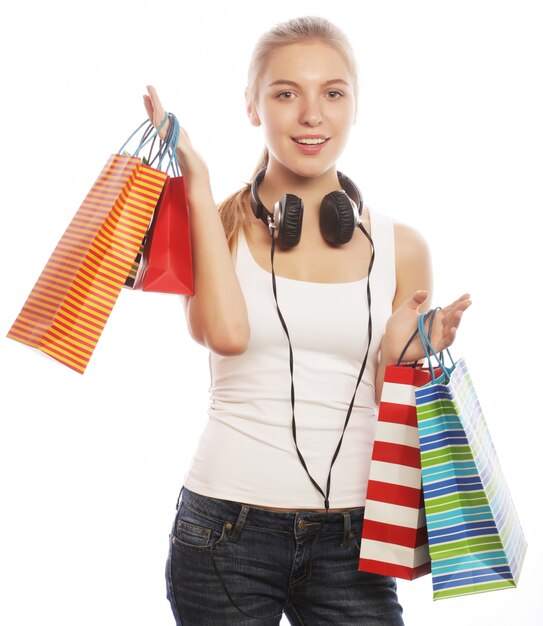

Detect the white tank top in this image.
[183,209,396,508]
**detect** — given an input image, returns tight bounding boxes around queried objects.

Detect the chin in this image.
[292,161,338,179]
[275,156,337,180]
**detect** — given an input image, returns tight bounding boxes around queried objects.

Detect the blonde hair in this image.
[219,16,359,250]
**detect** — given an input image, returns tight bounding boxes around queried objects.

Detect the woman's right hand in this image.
[143,87,249,354]
[143,85,210,186]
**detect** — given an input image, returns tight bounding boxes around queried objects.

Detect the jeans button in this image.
[298,519,306,530]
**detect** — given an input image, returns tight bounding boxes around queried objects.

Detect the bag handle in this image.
[149,120,168,168]
[417,313,455,382]
[118,114,169,156]
[163,114,181,176]
[117,113,182,176]
[396,308,438,366]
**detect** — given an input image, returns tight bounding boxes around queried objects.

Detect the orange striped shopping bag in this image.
[7,153,167,373]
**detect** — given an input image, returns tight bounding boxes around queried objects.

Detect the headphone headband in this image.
[250,168,268,223]
[337,171,363,215]
[250,168,363,228]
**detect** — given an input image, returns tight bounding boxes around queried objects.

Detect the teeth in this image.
[295,138,326,145]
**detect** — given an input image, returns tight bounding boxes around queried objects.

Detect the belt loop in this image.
[229,505,250,542]
[341,512,351,548]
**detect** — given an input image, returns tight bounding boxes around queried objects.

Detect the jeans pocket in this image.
[175,520,212,547]
[171,502,230,553]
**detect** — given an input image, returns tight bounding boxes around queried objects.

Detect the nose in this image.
[299,96,322,126]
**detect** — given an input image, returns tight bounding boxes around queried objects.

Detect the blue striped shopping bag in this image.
[414,314,527,600]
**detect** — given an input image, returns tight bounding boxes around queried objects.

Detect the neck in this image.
[258,159,342,216]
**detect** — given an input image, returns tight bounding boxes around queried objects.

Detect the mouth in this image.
[292,137,330,145]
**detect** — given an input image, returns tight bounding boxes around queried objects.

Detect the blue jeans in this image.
[165,486,404,625]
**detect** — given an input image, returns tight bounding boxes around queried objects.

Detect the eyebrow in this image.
[267,79,350,88]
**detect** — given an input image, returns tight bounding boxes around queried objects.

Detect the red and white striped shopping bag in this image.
[358,365,433,580]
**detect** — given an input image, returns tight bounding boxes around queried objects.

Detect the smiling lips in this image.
[292,135,330,153]
[293,134,329,144]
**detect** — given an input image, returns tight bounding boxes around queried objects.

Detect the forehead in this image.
[260,41,352,85]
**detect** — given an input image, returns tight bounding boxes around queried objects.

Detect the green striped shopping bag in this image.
[414,314,527,600]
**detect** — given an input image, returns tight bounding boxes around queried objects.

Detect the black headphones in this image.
[246,165,374,517]
[250,167,364,248]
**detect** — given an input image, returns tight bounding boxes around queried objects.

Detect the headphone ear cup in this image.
[277,194,304,248]
[320,191,356,245]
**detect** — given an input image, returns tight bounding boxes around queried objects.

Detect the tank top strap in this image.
[367,207,396,302]
[235,230,261,281]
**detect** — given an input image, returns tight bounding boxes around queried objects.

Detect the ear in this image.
[245,87,261,127]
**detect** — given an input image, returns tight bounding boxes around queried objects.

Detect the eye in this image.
[326,90,344,99]
[277,91,295,100]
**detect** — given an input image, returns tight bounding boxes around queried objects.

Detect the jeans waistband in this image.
[178,486,365,535]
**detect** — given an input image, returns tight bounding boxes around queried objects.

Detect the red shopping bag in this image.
[136,175,193,294]
[358,364,434,580]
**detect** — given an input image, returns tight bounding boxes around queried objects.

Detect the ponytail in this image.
[219,147,269,251]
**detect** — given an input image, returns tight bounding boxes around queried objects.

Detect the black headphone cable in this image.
[269,219,375,517]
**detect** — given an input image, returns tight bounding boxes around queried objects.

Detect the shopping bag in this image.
[358,363,432,579]
[359,312,441,579]
[7,120,171,373]
[124,115,193,294]
[127,175,193,294]
[415,316,527,599]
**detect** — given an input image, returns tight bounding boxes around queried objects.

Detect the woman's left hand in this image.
[380,291,472,364]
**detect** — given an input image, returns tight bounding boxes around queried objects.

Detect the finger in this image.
[441,294,470,314]
[147,85,165,116]
[439,307,469,349]
[408,290,429,311]
[443,299,471,327]
[144,86,167,130]
[450,309,464,328]
[441,297,471,327]
[452,295,472,312]
[142,95,153,122]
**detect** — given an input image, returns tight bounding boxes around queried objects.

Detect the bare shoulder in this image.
[394,221,431,265]
[393,221,433,305]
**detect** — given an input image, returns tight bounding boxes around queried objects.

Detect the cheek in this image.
[336,103,356,127]
[260,108,293,142]
[332,112,356,145]
[262,127,291,159]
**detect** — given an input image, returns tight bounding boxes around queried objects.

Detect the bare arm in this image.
[183,178,249,355]
[374,222,470,401]
[144,86,249,355]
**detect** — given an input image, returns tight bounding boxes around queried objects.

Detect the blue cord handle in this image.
[167,121,181,176]
[162,115,181,175]
[117,113,182,176]
[396,308,436,366]
[118,114,169,156]
[133,114,169,158]
[417,311,455,383]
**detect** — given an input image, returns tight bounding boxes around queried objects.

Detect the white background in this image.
[0,1,541,624]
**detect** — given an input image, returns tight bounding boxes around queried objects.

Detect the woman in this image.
[144,16,470,625]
